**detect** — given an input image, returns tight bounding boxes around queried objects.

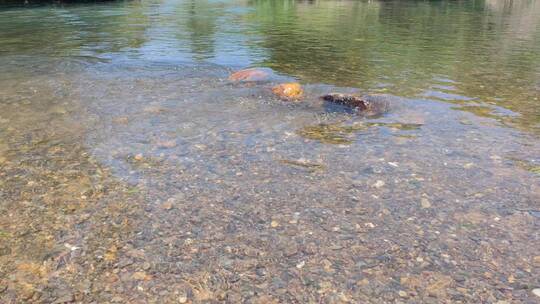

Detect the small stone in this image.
[373,180,385,188]
[134,154,144,161]
[398,290,407,298]
[296,261,305,269]
[64,243,80,251]
[356,278,369,286]
[532,288,540,298]
[178,292,188,303]
[161,201,173,210]
[365,222,375,228]
[194,144,207,150]
[421,198,431,209]
[464,163,474,169]
[271,83,303,101]
[270,220,279,228]
[132,271,150,281]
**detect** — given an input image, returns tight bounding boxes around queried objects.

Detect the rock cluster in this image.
[229,68,390,115]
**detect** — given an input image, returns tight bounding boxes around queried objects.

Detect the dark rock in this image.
[322,93,369,110]
[322,93,390,116]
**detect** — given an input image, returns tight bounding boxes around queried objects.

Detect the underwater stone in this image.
[271,83,303,101]
[322,93,390,116]
[229,68,270,82]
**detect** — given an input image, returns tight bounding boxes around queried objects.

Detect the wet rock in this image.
[229,68,269,82]
[271,83,303,101]
[322,93,390,115]
[322,93,368,109]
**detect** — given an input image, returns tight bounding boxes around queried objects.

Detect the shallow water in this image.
[0,0,539,303]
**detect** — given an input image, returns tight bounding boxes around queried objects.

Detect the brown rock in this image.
[161,201,173,210]
[272,83,303,101]
[229,68,269,82]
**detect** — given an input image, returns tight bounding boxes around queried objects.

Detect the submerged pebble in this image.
[421,197,431,209]
[373,180,385,188]
[229,68,270,82]
[271,83,303,101]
